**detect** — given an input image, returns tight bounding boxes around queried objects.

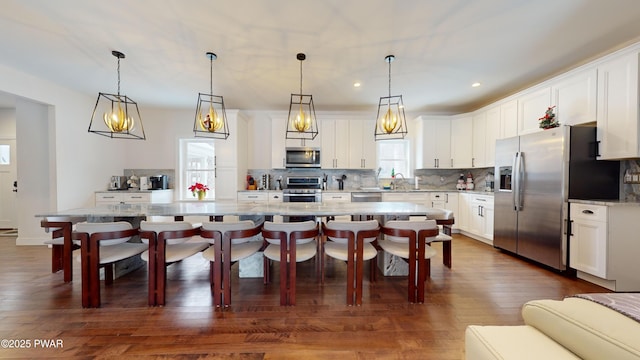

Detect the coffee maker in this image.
[149,175,169,190]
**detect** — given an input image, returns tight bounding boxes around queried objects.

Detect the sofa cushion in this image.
[465,325,579,360]
[522,298,640,360]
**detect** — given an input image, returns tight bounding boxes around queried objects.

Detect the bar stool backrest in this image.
[383,220,439,243]
[75,221,134,246]
[202,220,260,244]
[263,220,316,245]
[140,221,195,245]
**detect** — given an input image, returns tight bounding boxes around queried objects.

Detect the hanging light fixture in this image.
[375,54,407,141]
[193,52,230,139]
[286,53,318,141]
[89,50,146,140]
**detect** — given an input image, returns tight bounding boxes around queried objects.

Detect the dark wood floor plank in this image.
[0,235,607,358]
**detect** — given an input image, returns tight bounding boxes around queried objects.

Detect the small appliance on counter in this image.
[149,175,169,190]
[139,176,149,190]
[109,176,128,190]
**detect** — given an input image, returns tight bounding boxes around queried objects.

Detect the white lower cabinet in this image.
[322,192,351,221]
[95,190,173,205]
[457,193,493,242]
[237,191,268,204]
[569,203,607,278]
[569,202,640,291]
[430,192,459,230]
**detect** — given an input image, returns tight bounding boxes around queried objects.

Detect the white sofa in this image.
[465,295,640,360]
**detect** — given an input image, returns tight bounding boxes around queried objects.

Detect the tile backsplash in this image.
[246,167,494,192]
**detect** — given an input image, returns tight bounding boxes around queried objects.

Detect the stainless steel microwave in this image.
[285,147,321,168]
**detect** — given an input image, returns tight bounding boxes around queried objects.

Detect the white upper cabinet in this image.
[596,50,640,159]
[551,67,597,126]
[321,118,350,168]
[472,111,487,168]
[517,86,552,135]
[270,115,287,169]
[499,99,518,139]
[450,115,473,168]
[415,116,451,169]
[348,118,377,169]
[484,106,499,167]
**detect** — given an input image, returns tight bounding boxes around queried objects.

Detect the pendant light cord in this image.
[388,58,391,97]
[210,56,213,95]
[299,59,303,95]
[116,56,121,96]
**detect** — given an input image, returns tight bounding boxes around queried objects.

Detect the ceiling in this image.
[1,0,640,114]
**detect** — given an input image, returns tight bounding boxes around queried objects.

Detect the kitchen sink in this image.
[359,187,382,191]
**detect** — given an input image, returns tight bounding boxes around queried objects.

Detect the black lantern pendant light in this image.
[286,53,318,141]
[375,54,407,141]
[193,52,230,139]
[89,50,146,140]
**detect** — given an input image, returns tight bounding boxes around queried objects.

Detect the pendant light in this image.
[286,53,318,141]
[193,52,230,139]
[375,54,407,141]
[89,50,146,140]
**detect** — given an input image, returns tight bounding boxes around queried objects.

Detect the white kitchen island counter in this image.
[36,201,445,218]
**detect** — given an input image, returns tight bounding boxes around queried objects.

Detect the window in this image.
[179,139,216,200]
[377,139,410,179]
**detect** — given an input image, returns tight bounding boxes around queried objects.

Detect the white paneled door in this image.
[0,139,17,229]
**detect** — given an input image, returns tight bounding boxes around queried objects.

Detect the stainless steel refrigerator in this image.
[493,125,619,270]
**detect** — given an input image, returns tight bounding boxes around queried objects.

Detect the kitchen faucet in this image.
[394,173,407,190]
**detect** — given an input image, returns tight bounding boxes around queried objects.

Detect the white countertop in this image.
[569,199,640,207]
[237,189,494,195]
[36,201,450,218]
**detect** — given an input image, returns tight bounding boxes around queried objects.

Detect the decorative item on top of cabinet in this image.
[538,106,559,130]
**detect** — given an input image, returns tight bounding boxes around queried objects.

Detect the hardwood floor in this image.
[0,235,607,359]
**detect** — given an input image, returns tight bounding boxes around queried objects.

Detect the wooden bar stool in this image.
[139,221,208,306]
[73,222,147,308]
[379,220,440,303]
[428,209,455,269]
[321,220,380,306]
[262,220,319,306]
[41,217,83,282]
[200,220,263,308]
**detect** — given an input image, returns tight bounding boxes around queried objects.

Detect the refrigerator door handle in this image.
[512,152,519,211]
[517,152,525,211]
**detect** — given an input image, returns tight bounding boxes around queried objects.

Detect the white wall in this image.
[0,62,128,244]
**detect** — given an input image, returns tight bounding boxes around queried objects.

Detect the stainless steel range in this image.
[283,176,322,222]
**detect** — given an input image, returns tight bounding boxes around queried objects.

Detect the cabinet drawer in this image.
[95,193,122,202]
[237,192,268,202]
[123,193,151,203]
[381,192,407,202]
[570,203,607,222]
[471,194,494,207]
[322,192,351,202]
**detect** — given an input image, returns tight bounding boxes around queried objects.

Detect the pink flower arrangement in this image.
[188,182,209,196]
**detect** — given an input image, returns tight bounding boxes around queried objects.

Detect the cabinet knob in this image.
[582,209,594,214]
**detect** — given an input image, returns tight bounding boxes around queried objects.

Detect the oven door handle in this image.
[283,193,318,197]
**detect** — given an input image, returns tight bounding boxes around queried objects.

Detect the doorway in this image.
[0,139,17,230]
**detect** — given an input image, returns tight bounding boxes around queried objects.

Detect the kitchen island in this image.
[36,201,445,219]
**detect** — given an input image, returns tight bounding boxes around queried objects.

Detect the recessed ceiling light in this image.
[353,82,361,87]
[472,82,481,88]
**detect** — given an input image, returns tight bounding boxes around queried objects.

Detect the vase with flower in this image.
[188,182,209,200]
